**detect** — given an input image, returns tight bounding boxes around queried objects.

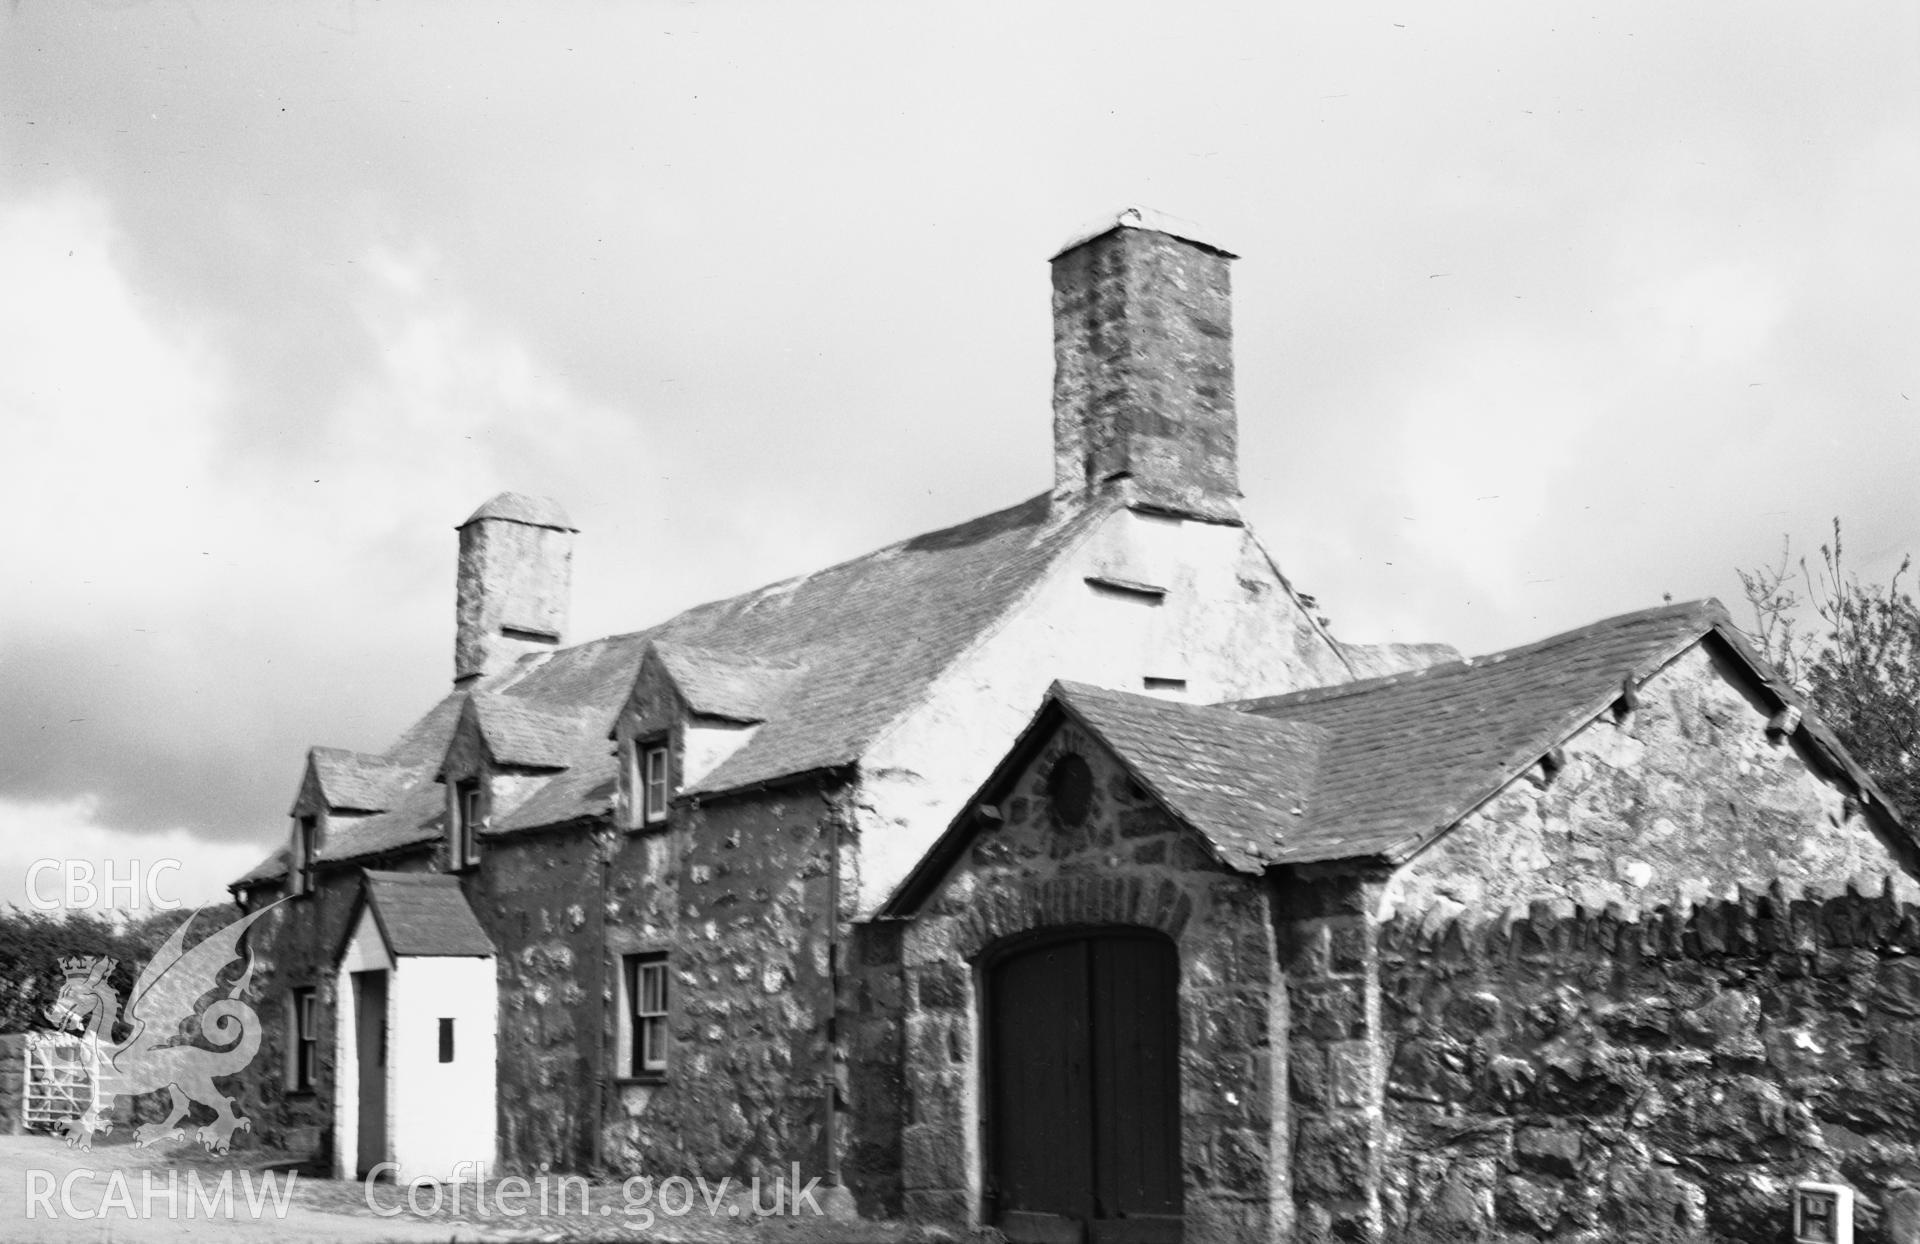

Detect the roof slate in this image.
[240,490,1113,881]
[358,870,495,957]
[469,694,596,771]
[309,748,420,813]
[1229,599,1730,863]
[1053,682,1330,872]
[650,642,806,725]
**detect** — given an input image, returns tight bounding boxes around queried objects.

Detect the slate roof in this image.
[236,490,1117,883]
[1051,682,1330,872]
[353,871,495,957]
[467,694,596,770]
[1229,599,1735,864]
[650,642,806,725]
[307,748,423,813]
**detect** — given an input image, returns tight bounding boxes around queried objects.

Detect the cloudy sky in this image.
[2,0,1914,911]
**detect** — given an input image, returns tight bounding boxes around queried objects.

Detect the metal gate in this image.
[23,1032,97,1133]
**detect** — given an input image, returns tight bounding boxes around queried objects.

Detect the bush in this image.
[0,905,214,1038]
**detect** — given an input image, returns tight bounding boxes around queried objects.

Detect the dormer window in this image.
[621,737,672,830]
[643,744,670,824]
[451,778,485,868]
[291,814,318,897]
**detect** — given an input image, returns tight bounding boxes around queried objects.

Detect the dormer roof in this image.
[463,693,594,772]
[302,748,423,814]
[647,641,806,726]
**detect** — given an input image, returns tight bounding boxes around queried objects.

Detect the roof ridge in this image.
[1227,598,1725,714]
[487,490,1086,675]
[1056,679,1333,740]
[677,489,1081,622]
[366,870,461,886]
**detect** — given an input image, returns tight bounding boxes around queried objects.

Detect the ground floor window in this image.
[622,952,669,1078]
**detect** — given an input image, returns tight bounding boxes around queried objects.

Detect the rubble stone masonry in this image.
[1380,883,1920,1242]
[893,724,1289,1244]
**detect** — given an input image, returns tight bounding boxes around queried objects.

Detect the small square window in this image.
[624,953,669,1077]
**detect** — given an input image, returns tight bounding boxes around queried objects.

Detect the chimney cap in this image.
[458,492,578,533]
[1050,206,1238,262]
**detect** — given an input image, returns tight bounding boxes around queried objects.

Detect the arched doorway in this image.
[985,928,1182,1244]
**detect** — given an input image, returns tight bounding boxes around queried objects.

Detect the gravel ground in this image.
[0,1130,920,1244]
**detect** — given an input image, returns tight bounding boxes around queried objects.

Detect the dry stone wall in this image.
[0,1034,24,1134]
[1379,882,1920,1243]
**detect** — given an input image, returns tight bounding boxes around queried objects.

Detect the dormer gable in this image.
[433,693,584,868]
[287,746,421,897]
[608,642,808,829]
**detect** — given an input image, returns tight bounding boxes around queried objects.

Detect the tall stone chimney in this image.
[1051,207,1240,521]
[454,492,576,686]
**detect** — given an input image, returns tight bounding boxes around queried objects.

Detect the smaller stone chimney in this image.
[454,493,576,686]
[1051,207,1240,521]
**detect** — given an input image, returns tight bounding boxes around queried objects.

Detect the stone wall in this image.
[470,825,606,1171]
[598,778,848,1192]
[229,872,372,1160]
[0,1033,23,1134]
[1385,643,1913,923]
[1275,868,1389,1243]
[1379,882,1920,1242]
[895,722,1288,1244]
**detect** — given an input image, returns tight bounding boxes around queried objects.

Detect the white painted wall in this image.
[855,504,1355,915]
[388,954,497,1183]
[332,912,497,1184]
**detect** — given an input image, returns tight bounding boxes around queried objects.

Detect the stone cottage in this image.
[227,210,1447,1190]
[226,207,1919,1243]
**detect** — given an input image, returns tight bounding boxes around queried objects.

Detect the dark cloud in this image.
[0,0,1913,890]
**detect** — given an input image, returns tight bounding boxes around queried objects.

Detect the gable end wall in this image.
[858,507,1352,917]
[888,721,1288,1244]
[1384,641,1914,923]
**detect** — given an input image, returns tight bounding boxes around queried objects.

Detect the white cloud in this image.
[0,794,264,915]
[0,186,233,629]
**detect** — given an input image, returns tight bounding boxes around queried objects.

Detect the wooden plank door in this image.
[988,932,1181,1244]
[1088,936,1181,1243]
[989,938,1094,1241]
[353,970,389,1178]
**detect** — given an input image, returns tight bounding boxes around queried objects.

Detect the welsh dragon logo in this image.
[44,904,279,1154]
